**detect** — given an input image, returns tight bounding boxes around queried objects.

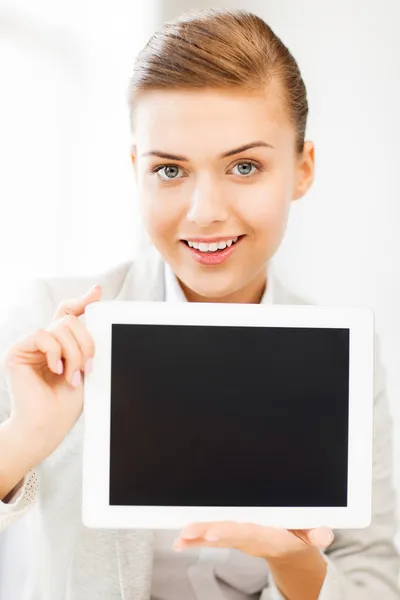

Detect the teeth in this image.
[187,237,239,252]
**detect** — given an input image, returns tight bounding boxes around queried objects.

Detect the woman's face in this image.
[131,83,314,302]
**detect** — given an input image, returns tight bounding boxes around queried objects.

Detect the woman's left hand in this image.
[173,521,334,559]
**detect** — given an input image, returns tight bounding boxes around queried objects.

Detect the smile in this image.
[187,237,239,252]
[181,235,244,265]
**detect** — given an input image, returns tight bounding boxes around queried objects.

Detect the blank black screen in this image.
[109,324,349,507]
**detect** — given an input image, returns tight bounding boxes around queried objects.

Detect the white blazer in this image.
[0,243,399,600]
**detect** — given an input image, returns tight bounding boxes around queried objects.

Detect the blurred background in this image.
[0,0,399,597]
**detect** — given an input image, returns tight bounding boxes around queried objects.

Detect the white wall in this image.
[0,0,158,293]
[0,2,158,598]
[161,0,400,494]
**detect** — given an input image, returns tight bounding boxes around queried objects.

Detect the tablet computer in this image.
[82,301,374,530]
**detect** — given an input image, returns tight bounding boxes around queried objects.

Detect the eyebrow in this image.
[141,141,274,162]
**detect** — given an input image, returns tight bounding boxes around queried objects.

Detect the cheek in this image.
[238,178,292,242]
[138,181,185,244]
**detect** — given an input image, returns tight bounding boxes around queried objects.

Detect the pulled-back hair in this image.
[127,8,308,153]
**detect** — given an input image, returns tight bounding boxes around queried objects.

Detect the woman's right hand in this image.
[1,284,102,471]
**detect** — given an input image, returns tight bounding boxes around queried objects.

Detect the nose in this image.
[186,179,228,228]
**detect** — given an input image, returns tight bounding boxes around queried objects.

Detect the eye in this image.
[151,165,186,181]
[230,160,263,177]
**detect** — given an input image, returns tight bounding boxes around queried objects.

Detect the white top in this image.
[150,264,273,600]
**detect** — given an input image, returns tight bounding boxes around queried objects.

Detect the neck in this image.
[179,268,268,304]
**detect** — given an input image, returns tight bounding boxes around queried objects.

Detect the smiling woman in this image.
[0,6,399,600]
[126,9,314,305]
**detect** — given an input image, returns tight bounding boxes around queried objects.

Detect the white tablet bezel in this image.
[82,301,374,530]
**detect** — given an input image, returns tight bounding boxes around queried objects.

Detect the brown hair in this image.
[127,8,308,153]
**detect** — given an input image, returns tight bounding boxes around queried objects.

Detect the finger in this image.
[174,522,220,552]
[290,527,334,550]
[53,284,102,320]
[307,527,334,549]
[289,529,313,546]
[56,315,95,373]
[47,322,84,386]
[181,520,264,541]
[180,521,220,541]
[3,329,63,375]
[177,521,259,550]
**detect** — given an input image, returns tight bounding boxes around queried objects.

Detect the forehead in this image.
[133,86,294,156]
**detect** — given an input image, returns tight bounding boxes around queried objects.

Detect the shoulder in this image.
[41,260,134,308]
[4,243,165,327]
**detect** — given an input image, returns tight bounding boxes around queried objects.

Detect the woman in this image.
[0,8,399,600]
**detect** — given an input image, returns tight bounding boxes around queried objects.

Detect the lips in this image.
[181,235,244,266]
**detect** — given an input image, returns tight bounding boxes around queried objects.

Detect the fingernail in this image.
[321,530,334,547]
[56,360,64,375]
[311,528,334,548]
[87,284,101,295]
[172,540,184,552]
[204,533,219,542]
[71,371,82,387]
[85,359,93,375]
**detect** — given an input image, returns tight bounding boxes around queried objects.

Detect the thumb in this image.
[54,284,102,319]
[290,527,334,550]
[306,527,334,550]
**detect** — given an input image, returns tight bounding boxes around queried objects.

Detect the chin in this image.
[195,287,235,301]
[180,272,241,301]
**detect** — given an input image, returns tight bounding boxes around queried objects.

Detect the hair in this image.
[127,8,308,153]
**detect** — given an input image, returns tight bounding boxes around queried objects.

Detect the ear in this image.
[293,141,315,201]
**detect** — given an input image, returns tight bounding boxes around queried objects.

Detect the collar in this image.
[164,261,274,305]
